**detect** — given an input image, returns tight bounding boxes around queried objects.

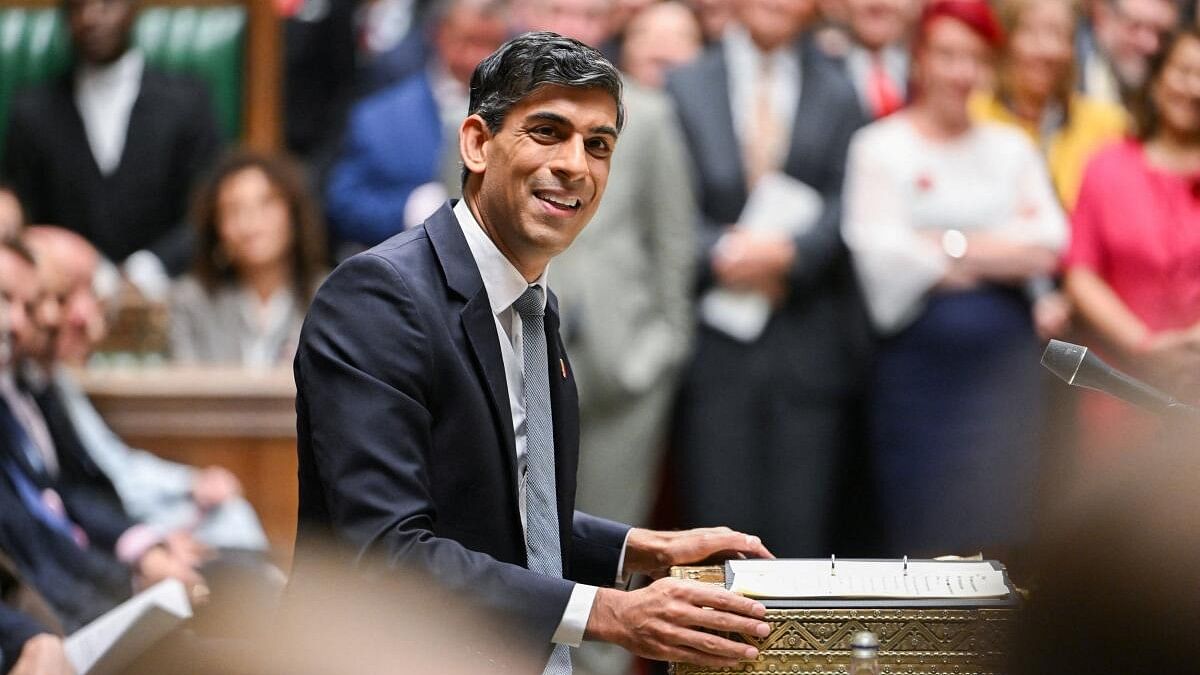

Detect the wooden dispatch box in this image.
[668,564,1018,675]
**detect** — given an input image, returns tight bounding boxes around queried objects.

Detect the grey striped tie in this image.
[514,285,572,675]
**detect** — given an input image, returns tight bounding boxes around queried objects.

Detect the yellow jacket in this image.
[969,92,1126,210]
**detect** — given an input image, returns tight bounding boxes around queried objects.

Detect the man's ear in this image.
[460,114,492,179]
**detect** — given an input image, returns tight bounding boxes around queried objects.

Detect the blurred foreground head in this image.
[24,226,106,367]
[1012,418,1200,673]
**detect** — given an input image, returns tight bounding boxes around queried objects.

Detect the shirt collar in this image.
[453,199,549,316]
[76,48,145,90]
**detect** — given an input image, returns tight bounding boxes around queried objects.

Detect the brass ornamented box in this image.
[668,565,1017,675]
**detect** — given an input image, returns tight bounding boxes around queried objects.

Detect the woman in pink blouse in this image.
[1064,27,1200,460]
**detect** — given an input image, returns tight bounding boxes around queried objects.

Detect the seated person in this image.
[0,239,205,623]
[1,0,221,290]
[24,226,268,553]
[170,151,327,367]
[0,549,71,675]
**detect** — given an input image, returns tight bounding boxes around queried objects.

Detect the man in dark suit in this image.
[293,32,774,672]
[1,0,220,279]
[665,0,871,557]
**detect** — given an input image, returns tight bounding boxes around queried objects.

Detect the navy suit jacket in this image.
[292,202,630,658]
[324,71,445,248]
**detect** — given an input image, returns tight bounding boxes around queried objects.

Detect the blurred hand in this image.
[135,545,207,604]
[586,578,770,668]
[712,229,796,301]
[192,466,242,511]
[11,633,74,675]
[1033,292,1072,340]
[623,526,775,580]
[1139,329,1200,400]
[163,530,213,568]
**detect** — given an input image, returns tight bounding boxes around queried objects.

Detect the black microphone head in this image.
[1042,339,1088,385]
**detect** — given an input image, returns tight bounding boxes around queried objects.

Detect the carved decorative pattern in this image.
[668,567,1014,675]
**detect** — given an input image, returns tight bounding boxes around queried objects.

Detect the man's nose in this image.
[550,135,588,181]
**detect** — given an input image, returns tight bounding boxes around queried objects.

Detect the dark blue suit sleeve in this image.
[295,252,574,646]
[571,511,630,587]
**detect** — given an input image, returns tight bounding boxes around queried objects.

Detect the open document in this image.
[65,578,192,675]
[700,172,824,342]
[727,559,1011,600]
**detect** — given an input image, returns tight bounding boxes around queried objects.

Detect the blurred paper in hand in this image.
[701,173,824,342]
[65,578,192,675]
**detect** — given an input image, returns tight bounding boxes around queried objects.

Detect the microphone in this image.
[1041,340,1199,417]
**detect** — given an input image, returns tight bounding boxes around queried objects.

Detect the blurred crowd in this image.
[0,0,1199,671]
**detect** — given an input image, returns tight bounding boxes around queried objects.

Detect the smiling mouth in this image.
[534,191,581,211]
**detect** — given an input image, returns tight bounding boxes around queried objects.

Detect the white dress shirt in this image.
[75,49,144,176]
[841,115,1068,334]
[453,200,610,648]
[723,24,802,158]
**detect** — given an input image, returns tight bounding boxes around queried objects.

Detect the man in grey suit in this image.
[666,0,871,558]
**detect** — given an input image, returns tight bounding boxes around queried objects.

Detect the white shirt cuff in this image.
[615,528,633,587]
[551,583,597,647]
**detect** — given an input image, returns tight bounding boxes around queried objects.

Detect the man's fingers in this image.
[681,605,772,638]
[668,625,760,661]
[659,644,747,670]
[680,584,767,619]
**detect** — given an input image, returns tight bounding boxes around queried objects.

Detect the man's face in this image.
[0,250,39,366]
[736,0,817,52]
[621,2,703,88]
[30,255,65,366]
[1098,0,1178,86]
[55,252,104,367]
[523,0,616,49]
[845,0,918,51]
[469,84,619,273]
[66,0,137,66]
[436,5,510,86]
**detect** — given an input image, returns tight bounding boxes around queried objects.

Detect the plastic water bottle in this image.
[849,631,880,675]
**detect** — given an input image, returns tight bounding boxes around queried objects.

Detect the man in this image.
[1079,0,1179,107]
[824,0,919,120]
[666,0,870,558]
[0,549,72,675]
[619,0,704,89]
[0,240,204,630]
[24,226,268,553]
[2,0,221,282]
[293,32,774,672]
[324,0,509,251]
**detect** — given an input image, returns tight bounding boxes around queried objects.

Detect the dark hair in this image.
[462,30,625,185]
[1132,26,1200,141]
[190,150,328,305]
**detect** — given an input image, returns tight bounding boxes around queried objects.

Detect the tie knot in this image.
[513,285,545,318]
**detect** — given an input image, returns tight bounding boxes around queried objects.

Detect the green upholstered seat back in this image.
[0,5,245,159]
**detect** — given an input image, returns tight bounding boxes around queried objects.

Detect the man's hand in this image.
[191,466,242,511]
[623,527,775,579]
[1033,292,1071,340]
[163,530,213,569]
[135,545,208,604]
[585,579,770,669]
[10,633,75,675]
[712,229,796,300]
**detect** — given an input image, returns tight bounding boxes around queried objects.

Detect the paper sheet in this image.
[701,172,824,342]
[65,578,192,675]
[728,559,1010,599]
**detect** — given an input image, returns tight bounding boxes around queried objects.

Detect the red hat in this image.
[916,0,1006,52]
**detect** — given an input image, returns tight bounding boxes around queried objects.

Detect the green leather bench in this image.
[0,4,247,160]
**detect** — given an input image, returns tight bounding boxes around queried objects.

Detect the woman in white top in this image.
[841,0,1068,555]
[170,151,328,367]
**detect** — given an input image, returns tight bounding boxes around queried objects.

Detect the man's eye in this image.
[532,126,557,137]
[586,138,612,155]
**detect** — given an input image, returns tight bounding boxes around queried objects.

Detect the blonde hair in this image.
[994,0,1079,116]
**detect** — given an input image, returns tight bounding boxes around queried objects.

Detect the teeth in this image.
[538,193,579,209]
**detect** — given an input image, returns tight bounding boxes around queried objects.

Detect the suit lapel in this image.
[708,52,750,206]
[424,204,521,502]
[784,40,825,177]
